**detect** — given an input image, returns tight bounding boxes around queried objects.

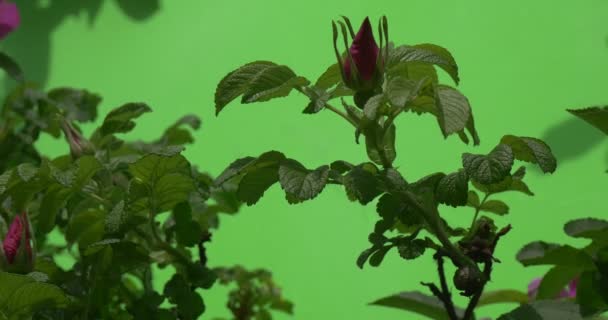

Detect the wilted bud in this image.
[453,265,485,296]
[0,1,20,40]
[1,212,35,274]
[332,16,388,108]
[60,119,95,159]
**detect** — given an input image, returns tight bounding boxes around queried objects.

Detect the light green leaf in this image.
[315,63,341,90]
[478,289,529,307]
[479,200,509,215]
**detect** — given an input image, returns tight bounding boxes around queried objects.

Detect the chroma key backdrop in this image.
[0,0,607,319]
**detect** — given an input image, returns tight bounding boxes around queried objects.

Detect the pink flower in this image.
[0,1,20,39]
[1,212,34,273]
[527,276,578,300]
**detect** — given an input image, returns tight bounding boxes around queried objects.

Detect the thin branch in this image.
[463,261,492,320]
[435,252,459,320]
[325,102,357,127]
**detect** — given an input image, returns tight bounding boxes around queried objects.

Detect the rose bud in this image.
[60,118,95,159]
[333,16,388,108]
[0,0,19,40]
[1,212,35,274]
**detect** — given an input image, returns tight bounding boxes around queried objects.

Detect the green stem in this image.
[80,191,112,209]
[147,207,191,267]
[396,190,475,269]
[470,193,490,229]
[325,102,357,127]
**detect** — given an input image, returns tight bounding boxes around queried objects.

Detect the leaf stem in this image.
[324,102,357,127]
[470,193,490,229]
[434,251,459,320]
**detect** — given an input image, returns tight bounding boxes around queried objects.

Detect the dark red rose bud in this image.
[1,212,35,273]
[343,17,379,82]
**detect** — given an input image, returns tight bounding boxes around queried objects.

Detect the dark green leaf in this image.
[386,76,421,108]
[100,103,152,136]
[369,246,392,267]
[164,274,205,320]
[105,200,127,234]
[315,63,341,90]
[48,88,101,122]
[0,272,70,316]
[463,144,514,185]
[357,247,376,269]
[241,65,309,103]
[467,190,480,208]
[38,185,73,233]
[173,202,201,247]
[66,208,105,249]
[435,169,469,207]
[237,167,279,205]
[567,106,608,135]
[537,266,581,300]
[215,156,257,186]
[500,135,557,173]
[302,86,330,114]
[0,52,25,82]
[278,159,330,202]
[564,218,608,242]
[398,239,426,260]
[479,200,509,215]
[370,291,464,319]
[215,61,278,114]
[516,241,596,269]
[343,165,382,205]
[498,300,582,320]
[576,270,608,316]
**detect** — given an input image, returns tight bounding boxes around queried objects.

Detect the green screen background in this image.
[1,0,608,318]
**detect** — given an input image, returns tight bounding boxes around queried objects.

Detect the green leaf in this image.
[315,63,341,90]
[516,241,596,269]
[164,274,205,320]
[397,239,426,260]
[0,52,25,83]
[478,289,529,307]
[47,87,101,122]
[128,152,194,213]
[479,200,509,215]
[173,202,202,247]
[435,169,469,207]
[66,208,105,249]
[576,270,608,316]
[436,85,474,140]
[537,266,581,300]
[498,300,582,320]
[564,218,608,242]
[100,103,152,136]
[463,144,514,185]
[215,61,278,114]
[356,248,376,269]
[237,167,279,205]
[38,185,72,234]
[241,65,309,103]
[370,291,464,319]
[215,156,257,186]
[301,86,330,114]
[388,44,460,84]
[500,135,557,173]
[0,272,70,316]
[343,164,383,204]
[467,190,480,208]
[567,106,608,135]
[105,200,127,234]
[386,76,422,108]
[363,94,386,120]
[278,159,330,202]
[369,246,392,267]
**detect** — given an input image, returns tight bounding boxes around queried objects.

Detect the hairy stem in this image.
[463,261,492,320]
[435,252,459,320]
[325,102,358,127]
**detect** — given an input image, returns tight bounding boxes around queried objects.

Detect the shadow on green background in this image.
[1,0,607,319]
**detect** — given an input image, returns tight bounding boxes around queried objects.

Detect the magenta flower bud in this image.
[61,119,95,159]
[1,212,35,274]
[343,18,380,84]
[0,1,20,39]
[333,16,388,109]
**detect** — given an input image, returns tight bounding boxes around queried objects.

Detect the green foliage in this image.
[567,106,608,135]
[370,291,466,320]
